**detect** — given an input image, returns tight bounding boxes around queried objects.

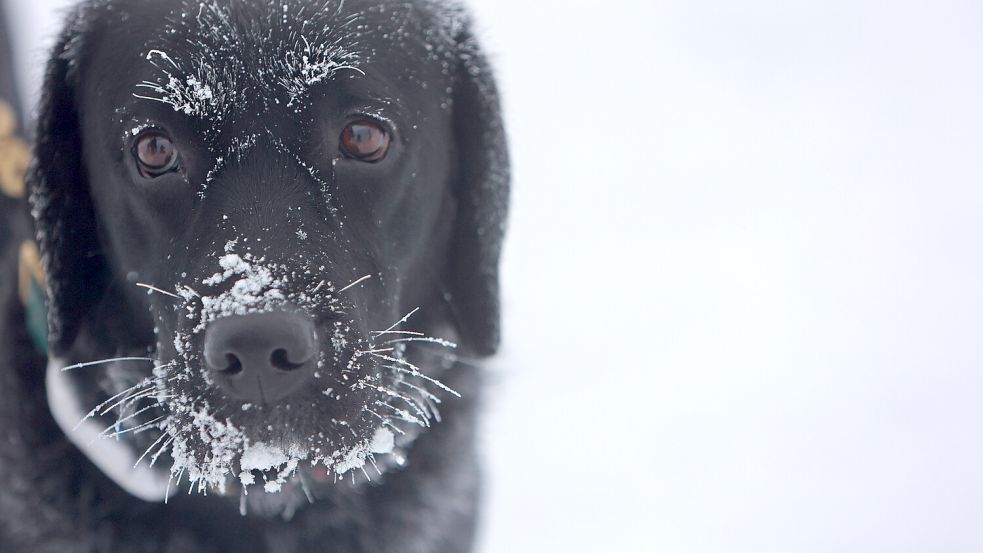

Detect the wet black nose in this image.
[203,311,317,404]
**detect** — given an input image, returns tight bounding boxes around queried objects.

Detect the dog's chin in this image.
[227,454,405,520]
[232,465,334,520]
[159,422,413,520]
[114,411,412,520]
[240,479,309,519]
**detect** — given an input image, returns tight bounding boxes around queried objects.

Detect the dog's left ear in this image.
[27,14,108,356]
[445,17,511,357]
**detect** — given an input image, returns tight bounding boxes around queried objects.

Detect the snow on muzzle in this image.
[133,251,454,503]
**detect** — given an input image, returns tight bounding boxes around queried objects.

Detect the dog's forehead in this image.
[83,0,464,120]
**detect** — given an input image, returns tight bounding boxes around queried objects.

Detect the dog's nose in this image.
[203,311,317,404]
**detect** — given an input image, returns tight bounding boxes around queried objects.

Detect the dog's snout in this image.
[203,311,317,403]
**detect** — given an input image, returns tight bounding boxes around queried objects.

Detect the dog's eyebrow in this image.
[349,101,404,133]
[133,2,364,118]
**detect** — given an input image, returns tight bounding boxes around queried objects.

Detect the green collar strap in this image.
[19,240,48,355]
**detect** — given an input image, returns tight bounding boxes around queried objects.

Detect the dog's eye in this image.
[340,120,390,162]
[133,131,180,178]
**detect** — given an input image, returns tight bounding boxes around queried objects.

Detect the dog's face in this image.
[30,0,506,519]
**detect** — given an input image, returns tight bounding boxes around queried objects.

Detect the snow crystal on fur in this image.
[134,0,363,117]
[197,253,286,330]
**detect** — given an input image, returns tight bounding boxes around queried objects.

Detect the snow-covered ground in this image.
[8,1,983,551]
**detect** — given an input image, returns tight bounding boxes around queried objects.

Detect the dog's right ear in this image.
[27,16,107,357]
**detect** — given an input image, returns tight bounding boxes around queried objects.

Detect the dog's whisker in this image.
[133,430,172,469]
[380,383,432,423]
[363,407,384,421]
[96,405,163,441]
[136,283,182,299]
[132,92,177,106]
[425,399,442,423]
[338,274,372,293]
[149,361,179,376]
[389,378,442,422]
[114,416,167,438]
[61,356,154,372]
[371,353,461,397]
[383,364,460,399]
[389,377,442,405]
[180,286,201,298]
[104,382,174,416]
[361,384,430,426]
[378,352,435,376]
[75,380,155,430]
[165,473,175,505]
[400,345,482,369]
[297,470,316,504]
[117,394,175,417]
[391,379,439,422]
[103,402,161,434]
[376,401,426,427]
[367,453,383,476]
[353,347,395,358]
[371,330,426,338]
[173,467,186,497]
[384,420,406,436]
[150,436,175,468]
[380,336,457,349]
[334,64,365,77]
[94,415,162,445]
[374,307,421,336]
[93,378,153,409]
[400,341,484,369]
[100,388,159,417]
[363,407,406,435]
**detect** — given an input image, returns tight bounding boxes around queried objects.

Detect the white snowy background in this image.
[7,0,983,551]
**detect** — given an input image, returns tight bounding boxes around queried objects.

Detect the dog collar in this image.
[46,357,172,502]
[19,241,48,355]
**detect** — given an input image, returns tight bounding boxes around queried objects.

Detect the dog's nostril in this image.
[222,353,244,375]
[270,348,305,371]
[203,311,317,403]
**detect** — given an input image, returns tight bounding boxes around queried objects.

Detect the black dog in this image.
[0,0,508,551]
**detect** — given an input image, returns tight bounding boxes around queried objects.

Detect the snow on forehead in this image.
[134,0,367,116]
[130,0,469,119]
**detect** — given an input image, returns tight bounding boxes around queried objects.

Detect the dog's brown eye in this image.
[340,120,390,162]
[133,131,180,177]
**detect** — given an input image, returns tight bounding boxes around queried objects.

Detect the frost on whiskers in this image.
[134,0,364,118]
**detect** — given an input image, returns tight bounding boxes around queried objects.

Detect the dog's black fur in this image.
[0,0,508,551]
